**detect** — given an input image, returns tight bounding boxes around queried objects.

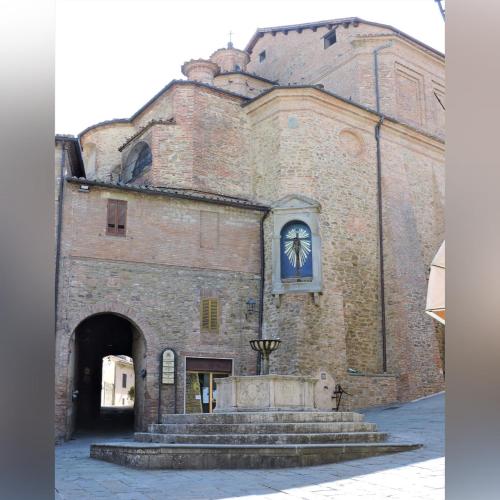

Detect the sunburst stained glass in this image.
[280,221,313,280]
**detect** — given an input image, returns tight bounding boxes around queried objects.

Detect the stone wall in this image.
[341,373,398,410]
[79,122,134,181]
[246,88,382,377]
[245,87,444,402]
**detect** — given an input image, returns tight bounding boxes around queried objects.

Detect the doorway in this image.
[70,313,145,435]
[185,358,232,413]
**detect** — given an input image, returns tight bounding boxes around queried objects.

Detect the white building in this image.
[101,355,135,407]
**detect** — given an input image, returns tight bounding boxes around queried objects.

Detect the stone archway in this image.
[57,303,160,440]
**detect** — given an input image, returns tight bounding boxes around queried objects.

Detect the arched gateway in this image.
[57,308,159,440]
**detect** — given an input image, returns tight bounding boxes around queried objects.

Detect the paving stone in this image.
[56,393,444,499]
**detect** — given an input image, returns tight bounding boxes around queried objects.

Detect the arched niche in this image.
[271,194,322,300]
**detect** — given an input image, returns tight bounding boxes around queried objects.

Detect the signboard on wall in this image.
[162,349,175,384]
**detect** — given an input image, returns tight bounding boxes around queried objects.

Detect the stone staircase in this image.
[90,411,421,469]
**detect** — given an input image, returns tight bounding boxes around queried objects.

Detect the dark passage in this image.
[74,314,136,433]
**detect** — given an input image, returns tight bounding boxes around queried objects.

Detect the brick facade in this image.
[55,17,445,440]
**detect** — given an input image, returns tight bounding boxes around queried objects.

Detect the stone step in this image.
[90,441,422,469]
[148,421,377,435]
[135,431,389,445]
[161,411,364,425]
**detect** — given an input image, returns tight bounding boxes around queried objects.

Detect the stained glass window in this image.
[280,221,313,281]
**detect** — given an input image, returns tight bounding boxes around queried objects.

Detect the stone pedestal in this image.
[214,375,318,412]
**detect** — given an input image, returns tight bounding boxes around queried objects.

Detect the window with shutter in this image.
[200,298,219,332]
[106,199,127,236]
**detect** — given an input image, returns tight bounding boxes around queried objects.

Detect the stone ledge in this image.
[90,442,422,469]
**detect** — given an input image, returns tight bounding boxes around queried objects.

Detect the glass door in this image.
[185,371,229,413]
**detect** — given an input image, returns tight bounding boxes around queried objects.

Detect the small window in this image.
[324,30,337,49]
[259,50,266,62]
[234,64,241,71]
[106,199,127,236]
[122,373,127,388]
[200,298,219,332]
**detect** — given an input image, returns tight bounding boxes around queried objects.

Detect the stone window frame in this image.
[271,195,322,301]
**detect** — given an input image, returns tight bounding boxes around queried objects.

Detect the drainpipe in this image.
[373,42,392,373]
[375,117,387,373]
[257,209,271,375]
[55,142,66,322]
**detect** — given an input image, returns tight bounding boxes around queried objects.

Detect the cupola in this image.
[181,59,220,85]
[210,43,250,73]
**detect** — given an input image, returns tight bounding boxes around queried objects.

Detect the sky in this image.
[56,0,445,135]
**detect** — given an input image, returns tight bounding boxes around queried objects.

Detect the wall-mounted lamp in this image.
[245,298,257,320]
[140,368,147,379]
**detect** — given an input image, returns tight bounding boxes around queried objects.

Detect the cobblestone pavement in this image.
[55,392,444,499]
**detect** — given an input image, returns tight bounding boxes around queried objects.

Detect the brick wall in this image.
[246,22,444,137]
[55,185,263,439]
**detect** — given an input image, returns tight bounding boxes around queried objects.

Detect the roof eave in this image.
[78,80,251,138]
[65,176,270,212]
[245,17,444,59]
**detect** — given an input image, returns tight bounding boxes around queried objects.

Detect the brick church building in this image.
[55,17,445,441]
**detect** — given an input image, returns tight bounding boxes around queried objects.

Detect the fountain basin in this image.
[214,375,318,413]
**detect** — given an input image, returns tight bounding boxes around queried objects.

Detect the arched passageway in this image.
[70,313,146,435]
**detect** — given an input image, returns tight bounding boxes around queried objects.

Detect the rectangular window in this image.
[324,30,337,49]
[200,298,219,332]
[259,50,266,62]
[107,199,127,236]
[122,373,127,388]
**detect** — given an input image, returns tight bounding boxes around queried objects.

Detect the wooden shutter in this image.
[209,300,218,331]
[106,199,127,236]
[201,298,219,332]
[116,200,127,235]
[107,199,117,234]
[201,299,210,331]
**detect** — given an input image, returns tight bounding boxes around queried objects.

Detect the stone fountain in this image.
[250,338,281,375]
[90,337,421,469]
[215,338,318,412]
